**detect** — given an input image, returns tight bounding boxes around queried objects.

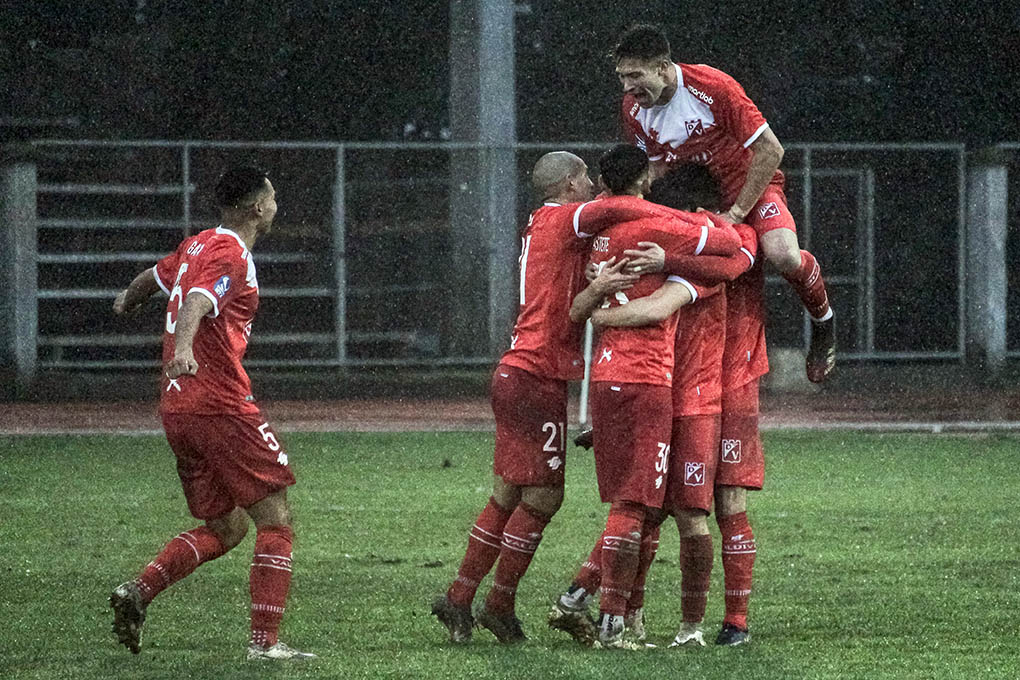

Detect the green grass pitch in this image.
[1,430,1017,679]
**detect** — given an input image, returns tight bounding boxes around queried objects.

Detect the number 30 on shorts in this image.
[655,442,670,474]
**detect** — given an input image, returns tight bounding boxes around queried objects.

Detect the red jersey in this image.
[622,63,784,206]
[154,226,261,415]
[723,259,768,391]
[589,217,704,387]
[499,203,591,380]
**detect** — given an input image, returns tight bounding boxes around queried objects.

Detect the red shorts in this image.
[590,381,672,507]
[746,185,797,238]
[491,364,568,486]
[162,411,296,520]
[717,379,764,489]
[665,414,721,513]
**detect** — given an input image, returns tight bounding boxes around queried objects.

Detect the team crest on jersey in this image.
[758,202,781,220]
[214,275,231,297]
[684,462,706,486]
[685,119,705,136]
[721,439,742,463]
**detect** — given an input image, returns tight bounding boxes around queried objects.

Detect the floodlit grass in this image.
[1,430,1018,679]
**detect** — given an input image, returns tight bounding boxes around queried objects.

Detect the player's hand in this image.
[113,290,137,315]
[585,261,599,282]
[165,350,199,379]
[621,242,665,274]
[590,257,639,296]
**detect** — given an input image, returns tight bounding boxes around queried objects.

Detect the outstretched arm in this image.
[113,268,162,315]
[590,280,695,328]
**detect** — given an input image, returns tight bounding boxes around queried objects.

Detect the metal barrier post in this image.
[0,155,38,396]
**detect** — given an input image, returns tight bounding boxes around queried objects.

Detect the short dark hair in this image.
[214,165,269,209]
[648,164,722,212]
[614,23,671,63]
[598,144,648,194]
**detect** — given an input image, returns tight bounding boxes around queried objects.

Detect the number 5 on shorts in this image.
[257,422,280,451]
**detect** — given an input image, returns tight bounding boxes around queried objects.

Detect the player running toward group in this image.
[614,23,836,383]
[431,151,638,644]
[109,166,315,661]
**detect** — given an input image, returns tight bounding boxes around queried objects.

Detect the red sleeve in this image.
[663,252,753,285]
[712,70,770,148]
[183,242,249,318]
[572,197,674,236]
[153,248,182,296]
[704,211,758,259]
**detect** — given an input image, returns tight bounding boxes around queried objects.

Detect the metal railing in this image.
[21,139,974,370]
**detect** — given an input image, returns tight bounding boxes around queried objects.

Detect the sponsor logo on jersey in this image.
[593,236,611,253]
[685,119,705,136]
[214,275,231,297]
[758,202,781,220]
[721,439,742,463]
[629,102,640,117]
[686,85,714,105]
[685,461,706,486]
[547,456,563,471]
[685,151,713,165]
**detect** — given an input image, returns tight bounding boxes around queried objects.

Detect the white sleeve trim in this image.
[743,122,770,149]
[666,276,698,302]
[646,152,665,162]
[187,287,220,318]
[740,247,755,268]
[153,265,171,296]
[573,201,596,238]
[694,225,709,255]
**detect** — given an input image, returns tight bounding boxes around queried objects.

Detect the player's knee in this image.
[766,243,802,273]
[207,510,249,549]
[674,509,709,537]
[521,485,563,516]
[715,486,747,517]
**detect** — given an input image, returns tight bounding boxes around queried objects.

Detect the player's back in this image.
[155,226,261,415]
[500,203,591,381]
[590,217,688,387]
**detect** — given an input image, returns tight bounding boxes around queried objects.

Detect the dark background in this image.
[3,0,1018,147]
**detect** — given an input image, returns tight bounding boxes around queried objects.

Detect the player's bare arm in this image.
[568,257,638,323]
[113,268,162,315]
[722,127,784,224]
[590,281,693,327]
[165,292,214,378]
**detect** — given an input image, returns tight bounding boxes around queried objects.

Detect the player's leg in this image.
[111,414,241,654]
[753,190,835,382]
[478,483,562,643]
[435,477,516,642]
[714,381,764,646]
[548,529,603,647]
[623,511,664,642]
[670,509,713,647]
[595,500,647,650]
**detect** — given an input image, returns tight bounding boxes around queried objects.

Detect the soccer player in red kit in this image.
[108,166,314,661]
[614,23,836,384]
[561,145,751,650]
[551,163,756,649]
[431,151,638,644]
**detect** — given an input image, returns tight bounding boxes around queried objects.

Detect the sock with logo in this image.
[573,534,604,595]
[717,512,756,630]
[599,502,645,617]
[135,526,228,605]
[249,525,293,648]
[447,497,514,608]
[782,250,832,321]
[679,532,714,623]
[484,503,553,614]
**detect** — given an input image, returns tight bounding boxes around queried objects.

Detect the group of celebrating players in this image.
[105,22,836,662]
[431,23,836,650]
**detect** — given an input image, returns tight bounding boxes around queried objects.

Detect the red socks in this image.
[250,525,294,648]
[447,497,513,608]
[679,533,714,623]
[484,503,552,614]
[599,502,646,616]
[626,523,661,614]
[718,512,756,630]
[782,250,832,321]
[135,526,227,604]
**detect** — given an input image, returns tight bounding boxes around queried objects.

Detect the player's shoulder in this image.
[678,62,743,99]
[192,227,249,258]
